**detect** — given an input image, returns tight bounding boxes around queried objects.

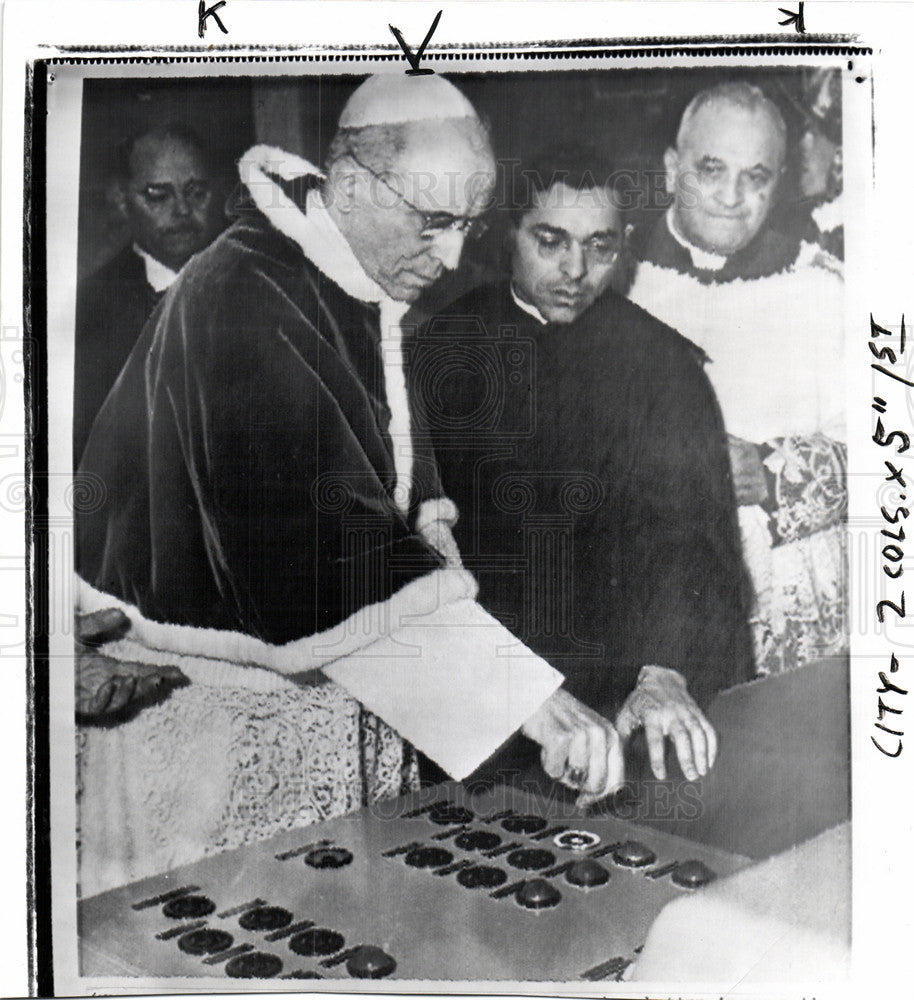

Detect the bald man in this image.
[628,82,846,676]
[75,75,623,893]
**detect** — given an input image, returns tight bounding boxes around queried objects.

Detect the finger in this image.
[669,720,698,782]
[644,716,667,781]
[574,790,598,811]
[684,711,709,776]
[700,712,719,769]
[581,723,611,797]
[157,665,190,685]
[574,787,611,811]
[135,672,170,705]
[607,728,625,793]
[563,726,593,791]
[614,701,637,742]
[104,676,137,716]
[576,729,625,807]
[88,679,117,717]
[540,732,571,781]
[77,608,130,645]
[142,668,188,704]
[585,723,612,796]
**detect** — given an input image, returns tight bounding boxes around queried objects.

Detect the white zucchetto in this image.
[338,73,478,127]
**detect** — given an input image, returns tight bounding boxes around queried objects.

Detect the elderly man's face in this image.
[346,118,496,303]
[118,134,223,272]
[511,182,622,325]
[665,101,784,256]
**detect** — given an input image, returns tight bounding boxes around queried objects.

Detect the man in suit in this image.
[73,123,225,461]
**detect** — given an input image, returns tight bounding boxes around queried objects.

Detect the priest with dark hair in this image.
[413,144,754,790]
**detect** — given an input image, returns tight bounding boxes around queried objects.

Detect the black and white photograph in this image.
[6,2,914,995]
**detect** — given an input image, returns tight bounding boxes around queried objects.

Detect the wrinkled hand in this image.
[615,665,717,781]
[728,434,768,506]
[76,608,189,725]
[522,688,624,807]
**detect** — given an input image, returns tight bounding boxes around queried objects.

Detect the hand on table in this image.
[728,434,768,506]
[76,608,189,725]
[615,665,717,782]
[522,688,624,808]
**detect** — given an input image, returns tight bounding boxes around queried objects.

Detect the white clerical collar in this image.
[238,144,386,305]
[132,243,178,293]
[510,283,548,325]
[666,207,728,272]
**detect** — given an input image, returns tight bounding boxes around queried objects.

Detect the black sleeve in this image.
[601,328,754,709]
[73,263,156,467]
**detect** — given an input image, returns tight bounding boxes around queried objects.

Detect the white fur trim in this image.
[92,637,301,693]
[415,497,459,533]
[811,194,842,235]
[415,498,462,567]
[238,145,415,512]
[78,566,563,779]
[238,145,384,304]
[77,566,479,680]
[379,298,413,514]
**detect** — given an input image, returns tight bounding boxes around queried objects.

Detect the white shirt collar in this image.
[132,243,178,293]
[510,283,548,325]
[666,207,728,272]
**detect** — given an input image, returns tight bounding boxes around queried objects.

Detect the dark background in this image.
[78,66,827,282]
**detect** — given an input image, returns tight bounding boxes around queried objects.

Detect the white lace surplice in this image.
[629,251,847,675]
[76,677,415,897]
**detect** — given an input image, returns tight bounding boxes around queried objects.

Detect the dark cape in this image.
[74,244,164,464]
[629,213,803,285]
[76,208,448,649]
[412,282,754,720]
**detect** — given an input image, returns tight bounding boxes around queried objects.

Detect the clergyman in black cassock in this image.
[414,280,754,780]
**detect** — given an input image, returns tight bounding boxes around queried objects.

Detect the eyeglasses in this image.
[135,180,212,209]
[530,227,622,266]
[692,157,781,193]
[345,148,489,243]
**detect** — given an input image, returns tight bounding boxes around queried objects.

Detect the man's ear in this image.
[502,220,520,271]
[326,160,358,214]
[662,147,679,196]
[111,181,128,220]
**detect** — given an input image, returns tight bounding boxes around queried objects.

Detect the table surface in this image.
[625,656,850,859]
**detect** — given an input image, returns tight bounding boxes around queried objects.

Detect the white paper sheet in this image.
[324,597,563,780]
